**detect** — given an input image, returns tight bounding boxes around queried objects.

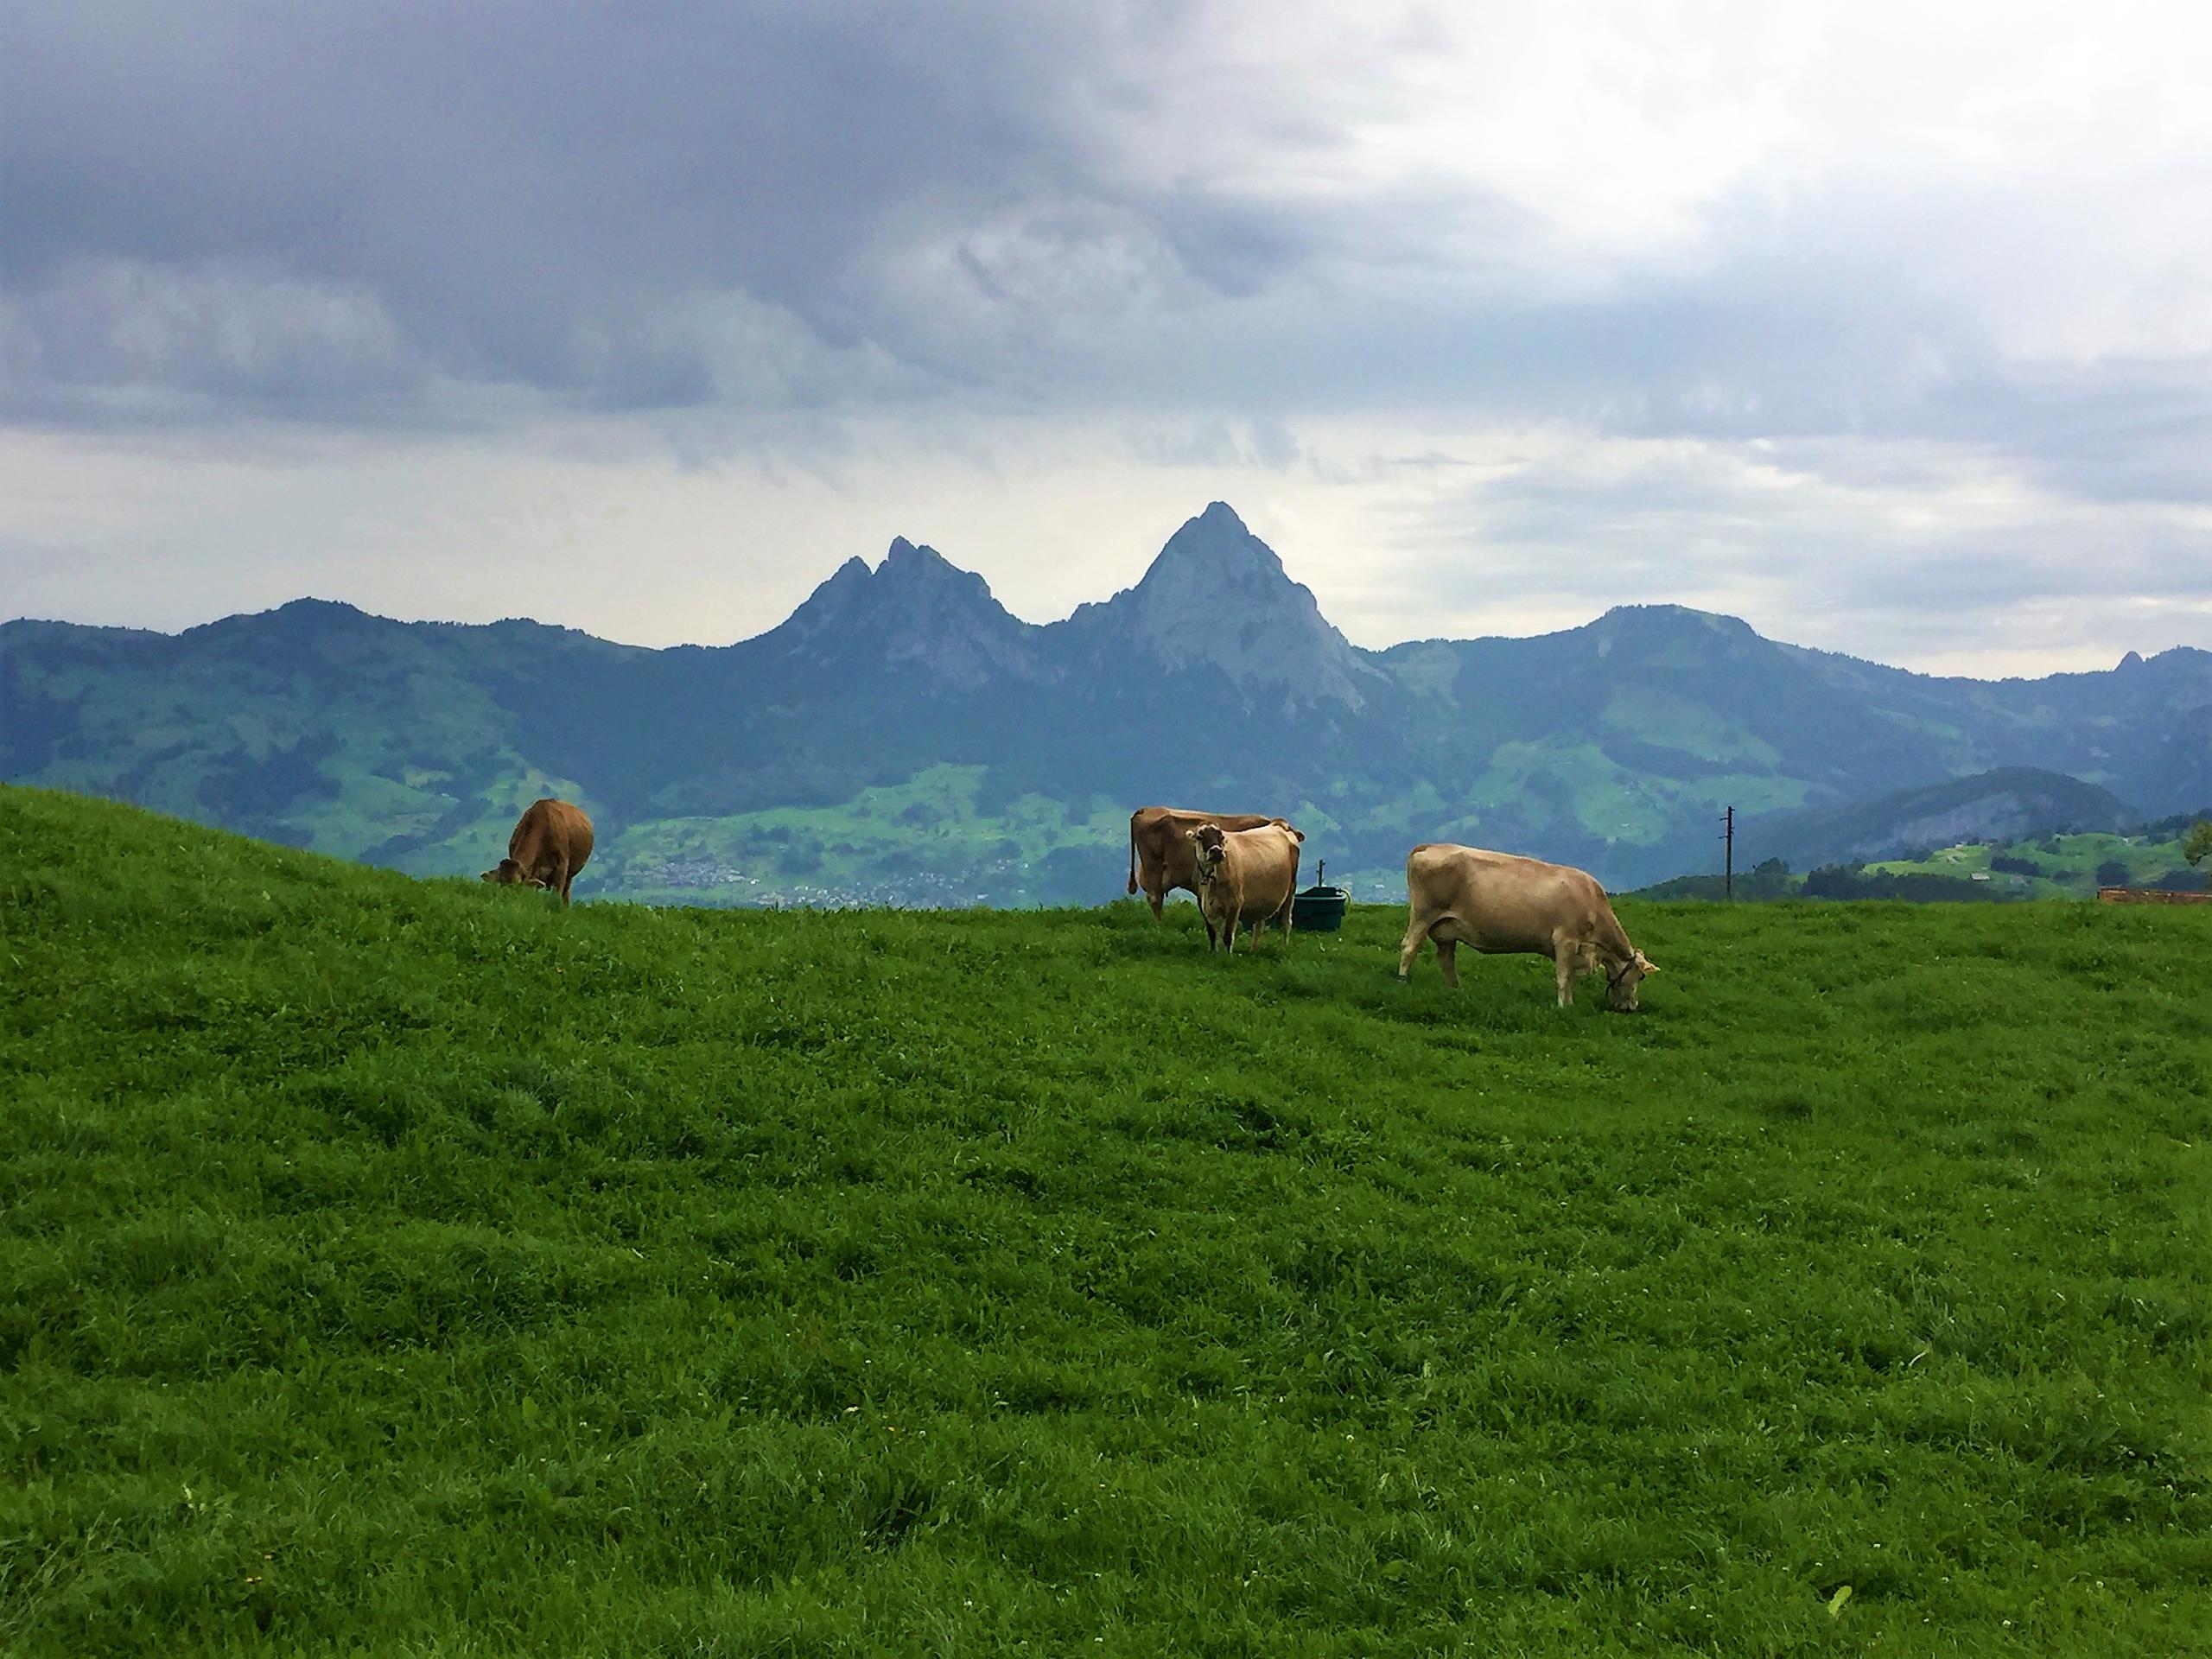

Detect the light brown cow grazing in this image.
[481,798,594,905]
[1128,805,1278,918]
[1397,842,1658,1009]
[1188,818,1305,952]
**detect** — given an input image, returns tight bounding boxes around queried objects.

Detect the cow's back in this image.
[1137,806,1277,842]
[1220,822,1303,918]
[1408,842,1605,950]
[1135,806,1279,888]
[511,798,594,874]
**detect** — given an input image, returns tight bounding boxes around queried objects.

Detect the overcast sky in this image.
[6,1,2211,675]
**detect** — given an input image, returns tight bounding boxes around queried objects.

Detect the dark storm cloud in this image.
[6,0,2211,542]
[2,2,1955,429]
[2,2,1243,418]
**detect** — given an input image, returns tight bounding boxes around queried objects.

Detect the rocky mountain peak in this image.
[875,537,994,602]
[767,538,1046,689]
[1138,501,1287,589]
[1065,503,1386,713]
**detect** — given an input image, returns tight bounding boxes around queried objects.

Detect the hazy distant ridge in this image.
[5,504,2209,901]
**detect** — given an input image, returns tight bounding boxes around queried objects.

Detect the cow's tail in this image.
[1128,820,1140,894]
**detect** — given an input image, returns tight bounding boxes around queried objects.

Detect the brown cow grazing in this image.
[1188,818,1305,952]
[1128,805,1278,918]
[481,798,594,905]
[1397,842,1658,1009]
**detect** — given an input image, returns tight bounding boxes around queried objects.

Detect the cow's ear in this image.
[1185,829,1200,844]
[1638,954,1659,974]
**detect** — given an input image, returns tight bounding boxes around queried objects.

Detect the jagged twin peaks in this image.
[7,497,2210,899]
[773,502,1384,710]
[772,533,1045,690]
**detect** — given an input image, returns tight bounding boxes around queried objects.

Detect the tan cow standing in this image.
[1398,842,1658,1009]
[1128,805,1278,918]
[481,798,594,905]
[1188,819,1305,952]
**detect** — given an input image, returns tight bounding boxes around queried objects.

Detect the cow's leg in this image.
[1146,876,1166,920]
[1435,938,1459,989]
[1396,912,1431,981]
[1554,945,1577,1008]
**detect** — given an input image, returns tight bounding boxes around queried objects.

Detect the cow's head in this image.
[480,857,546,889]
[1605,950,1658,1011]
[1185,822,1228,883]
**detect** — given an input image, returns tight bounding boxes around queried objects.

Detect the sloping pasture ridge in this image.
[3,785,2209,1656]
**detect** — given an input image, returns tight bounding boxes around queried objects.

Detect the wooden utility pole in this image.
[1722,806,1734,900]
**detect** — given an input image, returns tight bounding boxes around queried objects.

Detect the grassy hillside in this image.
[4,785,2210,1656]
[1866,831,2209,897]
[0,606,624,880]
[1643,827,2209,902]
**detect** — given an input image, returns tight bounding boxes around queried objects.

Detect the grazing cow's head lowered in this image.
[1605,950,1660,1011]
[480,857,546,889]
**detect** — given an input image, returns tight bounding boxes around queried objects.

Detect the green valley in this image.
[7,506,2210,906]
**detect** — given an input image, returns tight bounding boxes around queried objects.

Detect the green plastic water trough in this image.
[1292,859,1349,933]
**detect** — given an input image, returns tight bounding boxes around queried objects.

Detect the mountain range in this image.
[1745,769,2145,874]
[5,501,2210,903]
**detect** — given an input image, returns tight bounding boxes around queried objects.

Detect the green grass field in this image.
[4,785,2209,1656]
